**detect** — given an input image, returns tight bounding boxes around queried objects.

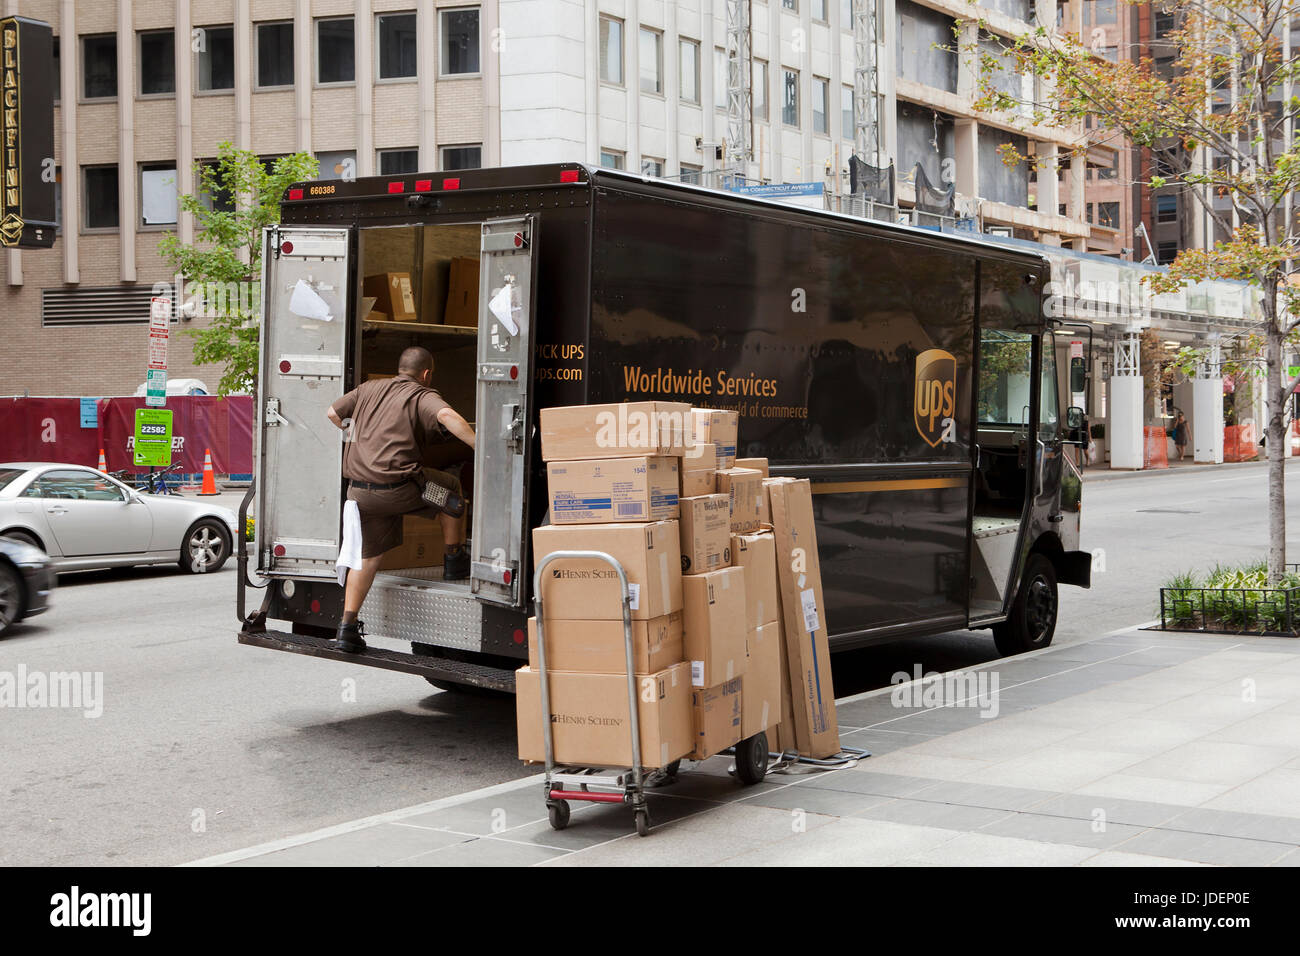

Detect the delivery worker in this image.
[326,346,476,651]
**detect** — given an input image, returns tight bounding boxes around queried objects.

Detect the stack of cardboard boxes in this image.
[517,402,839,769]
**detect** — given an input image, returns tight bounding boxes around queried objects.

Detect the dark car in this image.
[0,534,55,636]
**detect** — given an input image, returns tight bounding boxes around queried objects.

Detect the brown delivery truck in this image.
[237,163,1091,692]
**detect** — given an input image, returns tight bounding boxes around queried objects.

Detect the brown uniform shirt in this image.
[330,374,451,484]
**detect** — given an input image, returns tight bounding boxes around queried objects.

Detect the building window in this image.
[198,161,235,214]
[54,166,62,234]
[1096,201,1119,228]
[379,149,419,175]
[317,18,355,84]
[680,39,700,104]
[317,150,357,181]
[599,16,623,85]
[1156,194,1178,222]
[813,76,829,134]
[680,163,702,185]
[140,165,177,226]
[257,22,294,88]
[196,25,235,92]
[841,0,854,28]
[813,0,828,21]
[1156,56,1175,81]
[377,13,417,80]
[1157,241,1178,264]
[1154,9,1175,34]
[640,28,662,94]
[139,31,175,96]
[599,149,625,170]
[714,48,727,109]
[1093,0,1117,24]
[441,144,482,170]
[841,85,853,140]
[754,60,768,120]
[783,70,799,127]
[84,166,119,229]
[1099,151,1119,180]
[82,34,116,99]
[1086,202,1094,223]
[1100,46,1118,62]
[641,158,664,177]
[441,8,480,76]
[783,0,798,10]
[52,36,60,103]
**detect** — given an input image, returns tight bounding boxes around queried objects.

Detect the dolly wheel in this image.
[664,760,681,780]
[635,808,651,838]
[734,731,769,785]
[547,800,570,831]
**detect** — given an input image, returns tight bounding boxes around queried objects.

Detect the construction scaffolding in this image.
[724,0,753,174]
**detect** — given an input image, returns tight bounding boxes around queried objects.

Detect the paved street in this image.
[0,460,1295,865]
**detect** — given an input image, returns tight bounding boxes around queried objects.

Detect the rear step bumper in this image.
[237,629,517,692]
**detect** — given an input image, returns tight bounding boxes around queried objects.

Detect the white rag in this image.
[336,499,363,585]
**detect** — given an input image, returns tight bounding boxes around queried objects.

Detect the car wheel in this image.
[0,563,25,636]
[180,520,230,574]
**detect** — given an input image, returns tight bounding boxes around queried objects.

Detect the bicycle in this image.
[108,463,186,496]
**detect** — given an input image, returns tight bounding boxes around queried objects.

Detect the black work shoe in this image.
[443,546,470,581]
[421,479,467,519]
[332,620,367,652]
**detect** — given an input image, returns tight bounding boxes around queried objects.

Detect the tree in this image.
[967,0,1300,582]
[159,145,319,395]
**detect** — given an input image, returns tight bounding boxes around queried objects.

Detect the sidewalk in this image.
[1082,458,1268,482]
[190,626,1300,867]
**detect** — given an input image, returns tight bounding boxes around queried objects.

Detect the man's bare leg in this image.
[343,554,385,620]
[438,511,466,547]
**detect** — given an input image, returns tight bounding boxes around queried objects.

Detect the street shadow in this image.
[830,629,1002,699]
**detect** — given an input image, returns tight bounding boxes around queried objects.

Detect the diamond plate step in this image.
[237,629,517,692]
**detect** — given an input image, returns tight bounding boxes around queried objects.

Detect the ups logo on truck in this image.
[914,349,957,447]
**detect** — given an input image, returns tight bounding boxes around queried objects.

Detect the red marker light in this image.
[310,599,321,614]
[273,545,286,557]
[388,181,405,194]
[280,240,294,254]
[288,188,303,200]
[415,179,433,192]
[512,628,525,645]
[510,365,518,380]
[279,360,291,373]
[560,169,580,183]
[443,178,460,190]
[513,232,523,247]
[503,569,513,586]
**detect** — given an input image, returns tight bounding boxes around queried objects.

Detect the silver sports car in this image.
[0,463,240,574]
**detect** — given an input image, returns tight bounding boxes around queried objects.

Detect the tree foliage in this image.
[158,144,319,395]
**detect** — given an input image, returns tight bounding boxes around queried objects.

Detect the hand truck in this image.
[532,549,658,837]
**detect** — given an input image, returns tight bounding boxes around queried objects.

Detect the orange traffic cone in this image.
[199,448,219,496]
[97,449,107,472]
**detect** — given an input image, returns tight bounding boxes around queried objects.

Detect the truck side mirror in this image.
[1065,406,1088,445]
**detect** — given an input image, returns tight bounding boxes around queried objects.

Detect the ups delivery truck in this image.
[236,163,1092,692]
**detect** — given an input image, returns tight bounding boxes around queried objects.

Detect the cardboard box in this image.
[680,442,717,498]
[527,612,684,676]
[767,478,840,759]
[734,457,770,477]
[682,567,748,687]
[743,621,783,739]
[717,467,764,533]
[516,662,692,768]
[730,532,778,630]
[678,494,732,575]
[689,677,743,759]
[532,521,682,621]
[691,408,739,469]
[541,402,692,462]
[378,515,445,571]
[363,272,418,322]
[443,255,479,327]
[546,456,680,525]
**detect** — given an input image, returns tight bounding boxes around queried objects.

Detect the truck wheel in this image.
[993,554,1058,656]
[734,731,769,785]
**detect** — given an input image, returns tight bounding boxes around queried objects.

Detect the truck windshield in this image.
[979,330,1033,426]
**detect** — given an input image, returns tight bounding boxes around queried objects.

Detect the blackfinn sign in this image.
[0,17,55,249]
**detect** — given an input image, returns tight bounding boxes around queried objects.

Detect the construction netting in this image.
[1224,423,1259,462]
[1143,426,1169,469]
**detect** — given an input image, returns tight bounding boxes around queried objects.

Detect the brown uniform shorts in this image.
[347,467,463,558]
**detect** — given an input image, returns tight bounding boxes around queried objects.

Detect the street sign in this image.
[145,368,168,407]
[133,408,173,467]
[146,297,170,407]
[79,397,98,428]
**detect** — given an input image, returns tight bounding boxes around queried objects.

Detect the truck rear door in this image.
[256,225,353,578]
[470,215,538,607]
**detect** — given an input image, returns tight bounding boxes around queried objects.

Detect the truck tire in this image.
[992,554,1057,656]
